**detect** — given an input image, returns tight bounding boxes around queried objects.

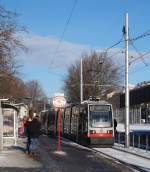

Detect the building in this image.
[108,81,150,124]
[15,103,29,119]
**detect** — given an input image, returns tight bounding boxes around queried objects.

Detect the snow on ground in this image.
[117,124,150,132]
[94,147,150,172]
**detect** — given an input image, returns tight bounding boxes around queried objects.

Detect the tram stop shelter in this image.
[1,102,19,148]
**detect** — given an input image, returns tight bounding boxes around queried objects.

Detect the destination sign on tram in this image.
[90,105,110,111]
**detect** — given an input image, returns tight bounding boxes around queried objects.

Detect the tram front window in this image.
[89,105,112,127]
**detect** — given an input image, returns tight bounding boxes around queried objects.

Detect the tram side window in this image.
[42,113,47,123]
[83,114,88,133]
[47,111,55,125]
[79,108,87,133]
[64,108,71,133]
[78,108,83,133]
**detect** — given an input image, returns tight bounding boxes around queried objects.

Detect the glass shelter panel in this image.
[3,109,14,137]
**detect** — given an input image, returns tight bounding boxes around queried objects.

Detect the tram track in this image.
[91,147,150,172]
[60,137,149,172]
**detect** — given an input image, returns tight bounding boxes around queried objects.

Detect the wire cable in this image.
[130,63,150,75]
[130,29,150,42]
[50,0,78,68]
[115,30,150,72]
[107,49,124,59]
[104,35,124,53]
[129,50,150,65]
[129,33,148,66]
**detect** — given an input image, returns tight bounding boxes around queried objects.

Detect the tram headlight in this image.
[107,130,113,133]
[90,130,96,134]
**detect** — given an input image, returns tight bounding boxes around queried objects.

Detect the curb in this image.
[113,146,150,161]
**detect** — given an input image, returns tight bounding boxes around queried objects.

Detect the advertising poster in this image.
[3,109,14,137]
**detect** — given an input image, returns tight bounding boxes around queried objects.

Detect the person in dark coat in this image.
[24,117,32,154]
[27,115,41,155]
[114,118,117,133]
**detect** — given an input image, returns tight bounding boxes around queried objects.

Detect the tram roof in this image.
[41,108,55,113]
[81,100,110,105]
[64,100,111,108]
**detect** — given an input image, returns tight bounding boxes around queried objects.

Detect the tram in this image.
[41,99,114,147]
[62,100,114,146]
[40,109,57,136]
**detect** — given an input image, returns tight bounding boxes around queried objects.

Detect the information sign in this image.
[52,96,66,108]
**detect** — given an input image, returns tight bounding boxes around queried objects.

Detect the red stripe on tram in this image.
[89,133,113,138]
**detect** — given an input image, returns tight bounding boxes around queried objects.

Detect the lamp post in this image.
[80,58,83,103]
[124,12,130,148]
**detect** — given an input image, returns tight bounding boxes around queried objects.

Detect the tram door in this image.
[78,107,88,135]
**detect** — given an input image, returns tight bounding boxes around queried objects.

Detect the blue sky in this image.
[1,0,150,97]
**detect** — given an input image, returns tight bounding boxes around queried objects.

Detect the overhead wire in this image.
[97,29,150,82]
[128,33,149,66]
[50,0,78,68]
[107,49,124,59]
[49,14,150,84]
[100,34,125,73]
[128,48,150,66]
[130,63,150,75]
[130,29,150,42]
[111,29,150,73]
[104,34,124,53]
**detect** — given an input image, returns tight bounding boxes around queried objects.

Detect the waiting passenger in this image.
[27,115,41,156]
[114,118,117,134]
[24,116,32,154]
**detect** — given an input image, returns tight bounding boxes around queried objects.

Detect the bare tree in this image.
[0,74,27,100]
[0,5,26,76]
[25,80,47,112]
[0,4,27,99]
[64,51,122,102]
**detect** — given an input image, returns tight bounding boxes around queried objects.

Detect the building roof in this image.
[1,103,19,112]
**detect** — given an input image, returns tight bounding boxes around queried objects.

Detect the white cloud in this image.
[16,32,150,75]
[17,33,149,68]
[16,33,90,68]
[14,32,150,96]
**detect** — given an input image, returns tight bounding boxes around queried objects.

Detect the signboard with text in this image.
[52,96,66,108]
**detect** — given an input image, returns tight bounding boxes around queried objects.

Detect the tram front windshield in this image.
[89,105,112,127]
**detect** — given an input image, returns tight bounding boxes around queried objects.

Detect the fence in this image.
[115,131,150,151]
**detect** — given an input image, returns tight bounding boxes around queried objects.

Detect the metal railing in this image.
[115,131,150,152]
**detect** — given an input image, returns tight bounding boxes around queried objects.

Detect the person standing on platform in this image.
[114,118,118,141]
[114,118,118,133]
[24,109,34,154]
[24,117,32,154]
[27,115,41,156]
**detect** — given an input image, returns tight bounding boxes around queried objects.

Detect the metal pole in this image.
[119,132,120,144]
[133,134,135,149]
[138,135,140,149]
[139,106,141,124]
[57,109,61,151]
[14,111,17,146]
[146,135,148,152]
[80,58,83,103]
[0,101,3,151]
[125,12,130,148]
